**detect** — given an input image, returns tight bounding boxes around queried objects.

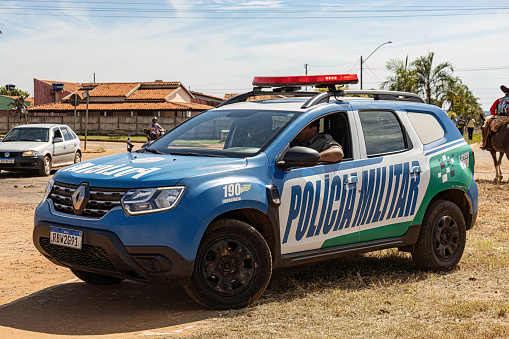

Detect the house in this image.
[29,80,212,117]
[190,91,224,107]
[34,79,80,106]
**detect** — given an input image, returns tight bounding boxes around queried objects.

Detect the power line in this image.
[1,5,509,19]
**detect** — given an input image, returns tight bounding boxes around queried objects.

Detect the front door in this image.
[274,112,365,255]
[51,127,66,166]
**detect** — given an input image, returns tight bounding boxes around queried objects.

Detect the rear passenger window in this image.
[61,127,72,141]
[359,110,407,156]
[407,112,444,144]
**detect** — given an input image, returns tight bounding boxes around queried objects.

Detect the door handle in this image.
[344,176,358,185]
[410,166,421,174]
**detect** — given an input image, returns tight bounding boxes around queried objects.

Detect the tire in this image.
[71,268,124,285]
[74,152,81,164]
[184,219,272,309]
[38,156,51,176]
[412,200,466,270]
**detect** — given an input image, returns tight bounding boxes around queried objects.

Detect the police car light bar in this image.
[252,74,359,88]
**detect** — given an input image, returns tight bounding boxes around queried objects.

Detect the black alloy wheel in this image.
[184,218,272,309]
[412,200,466,270]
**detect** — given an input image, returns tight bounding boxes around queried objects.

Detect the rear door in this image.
[60,126,78,164]
[354,109,428,242]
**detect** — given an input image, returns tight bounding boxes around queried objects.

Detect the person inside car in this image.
[290,120,343,163]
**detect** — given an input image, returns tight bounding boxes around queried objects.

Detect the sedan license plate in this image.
[0,158,14,164]
[50,227,83,250]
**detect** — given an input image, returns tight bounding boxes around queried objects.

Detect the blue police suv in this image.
[33,74,478,309]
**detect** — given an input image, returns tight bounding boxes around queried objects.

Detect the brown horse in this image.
[486,122,509,181]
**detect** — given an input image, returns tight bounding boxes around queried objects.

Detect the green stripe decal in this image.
[321,221,412,248]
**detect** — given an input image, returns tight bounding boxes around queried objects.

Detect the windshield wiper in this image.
[145,148,165,154]
[169,151,226,158]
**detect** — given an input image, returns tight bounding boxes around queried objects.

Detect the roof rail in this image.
[343,90,425,103]
[216,89,317,108]
[217,89,425,109]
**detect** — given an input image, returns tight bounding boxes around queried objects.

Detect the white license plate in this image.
[0,158,14,164]
[50,227,83,250]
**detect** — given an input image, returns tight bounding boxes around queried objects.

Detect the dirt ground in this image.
[0,142,507,338]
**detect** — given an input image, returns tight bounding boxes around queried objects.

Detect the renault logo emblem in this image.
[72,183,90,215]
[4,152,10,158]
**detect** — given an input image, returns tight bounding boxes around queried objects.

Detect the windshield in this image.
[3,128,49,142]
[147,109,298,157]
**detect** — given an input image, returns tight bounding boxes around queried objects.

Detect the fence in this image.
[0,115,189,135]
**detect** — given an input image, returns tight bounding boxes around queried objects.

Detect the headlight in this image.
[42,179,54,202]
[122,186,185,215]
[22,150,38,157]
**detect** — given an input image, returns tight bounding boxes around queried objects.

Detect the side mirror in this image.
[127,136,134,153]
[53,137,64,143]
[0,137,3,142]
[277,146,320,170]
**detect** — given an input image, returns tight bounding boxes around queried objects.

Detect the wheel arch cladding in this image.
[210,208,277,265]
[425,189,473,230]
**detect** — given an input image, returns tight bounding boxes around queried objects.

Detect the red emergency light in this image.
[252,74,359,88]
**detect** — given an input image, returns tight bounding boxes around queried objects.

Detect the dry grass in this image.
[182,179,509,339]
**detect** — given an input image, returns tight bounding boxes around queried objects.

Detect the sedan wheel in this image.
[38,156,51,176]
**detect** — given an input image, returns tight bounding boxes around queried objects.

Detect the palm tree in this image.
[380,56,417,93]
[411,52,454,105]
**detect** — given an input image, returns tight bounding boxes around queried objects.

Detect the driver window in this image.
[53,128,62,139]
[290,112,352,160]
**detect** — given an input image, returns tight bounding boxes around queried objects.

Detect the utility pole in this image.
[83,90,89,151]
[360,41,392,90]
[304,63,309,90]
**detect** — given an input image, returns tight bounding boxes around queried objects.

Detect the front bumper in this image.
[0,155,43,171]
[33,223,194,285]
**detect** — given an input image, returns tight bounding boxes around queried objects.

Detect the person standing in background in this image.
[457,115,466,135]
[466,115,475,140]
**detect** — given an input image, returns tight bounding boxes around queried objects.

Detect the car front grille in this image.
[40,237,117,271]
[0,152,19,157]
[51,182,126,218]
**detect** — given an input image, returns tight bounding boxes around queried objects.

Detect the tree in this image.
[0,87,29,97]
[411,52,454,105]
[438,77,483,121]
[380,56,417,93]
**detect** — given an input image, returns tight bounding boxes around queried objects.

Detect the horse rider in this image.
[482,85,509,149]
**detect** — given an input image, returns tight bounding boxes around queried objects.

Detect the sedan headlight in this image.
[122,186,185,215]
[22,150,38,157]
[42,179,54,202]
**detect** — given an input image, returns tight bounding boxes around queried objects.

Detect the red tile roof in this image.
[28,101,211,111]
[126,88,176,101]
[87,83,140,97]
[191,91,225,101]
[40,79,80,93]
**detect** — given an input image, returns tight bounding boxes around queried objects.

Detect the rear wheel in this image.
[412,200,466,270]
[184,219,272,309]
[38,156,51,176]
[71,269,124,285]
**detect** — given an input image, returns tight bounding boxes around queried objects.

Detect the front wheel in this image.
[71,269,124,285]
[38,156,51,176]
[184,219,272,309]
[412,200,466,270]
[74,152,81,164]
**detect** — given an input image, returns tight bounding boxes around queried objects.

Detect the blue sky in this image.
[1,0,508,110]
